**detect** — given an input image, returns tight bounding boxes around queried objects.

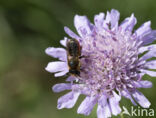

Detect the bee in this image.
[66,39,82,76]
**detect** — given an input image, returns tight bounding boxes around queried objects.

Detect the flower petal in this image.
[120,14,137,32]
[138,44,156,54]
[141,30,156,45]
[60,37,67,47]
[135,21,151,39]
[45,61,68,73]
[97,95,111,118]
[121,90,137,105]
[52,83,71,93]
[140,50,156,60]
[45,47,67,61]
[133,81,152,88]
[55,70,69,77]
[57,91,80,109]
[109,91,121,116]
[94,13,105,29]
[72,84,91,96]
[103,9,120,30]
[66,76,76,81]
[98,95,107,107]
[74,15,93,37]
[97,103,111,118]
[110,9,120,30]
[77,96,97,116]
[140,69,156,77]
[103,11,111,29]
[64,26,81,40]
[132,90,151,108]
[145,60,156,69]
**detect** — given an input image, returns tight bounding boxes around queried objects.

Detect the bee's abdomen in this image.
[68,57,80,76]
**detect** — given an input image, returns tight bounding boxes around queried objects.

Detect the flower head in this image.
[45,9,156,118]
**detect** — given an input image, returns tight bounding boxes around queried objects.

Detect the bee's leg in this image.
[77,72,81,77]
[80,67,85,71]
[64,72,70,77]
[79,55,86,59]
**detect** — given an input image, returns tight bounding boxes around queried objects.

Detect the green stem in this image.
[120,112,124,118]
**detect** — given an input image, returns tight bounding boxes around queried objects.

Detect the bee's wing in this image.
[66,39,70,54]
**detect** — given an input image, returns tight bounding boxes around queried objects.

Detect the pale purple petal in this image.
[121,90,137,105]
[103,11,111,29]
[97,95,111,118]
[109,91,121,116]
[57,91,80,109]
[138,44,156,54]
[94,13,105,29]
[103,9,120,30]
[74,15,93,37]
[110,9,120,30]
[133,81,152,88]
[145,60,156,69]
[55,70,69,77]
[66,76,76,81]
[45,61,68,73]
[72,84,91,96]
[141,30,156,45]
[120,14,137,32]
[135,21,151,39]
[139,73,145,78]
[97,103,111,118]
[52,83,71,93]
[139,81,152,88]
[140,49,156,60]
[140,69,156,77]
[132,90,151,108]
[60,37,67,47]
[98,95,107,107]
[77,96,97,116]
[45,47,67,61]
[64,26,81,40]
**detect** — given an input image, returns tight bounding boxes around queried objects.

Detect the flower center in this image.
[78,29,141,96]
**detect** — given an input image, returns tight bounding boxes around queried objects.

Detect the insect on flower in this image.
[45,9,156,118]
[66,38,82,76]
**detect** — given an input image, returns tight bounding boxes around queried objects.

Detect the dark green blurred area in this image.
[0,0,156,118]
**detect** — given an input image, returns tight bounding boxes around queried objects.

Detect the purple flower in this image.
[45,9,156,118]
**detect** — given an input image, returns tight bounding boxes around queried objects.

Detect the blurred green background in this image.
[0,0,156,118]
